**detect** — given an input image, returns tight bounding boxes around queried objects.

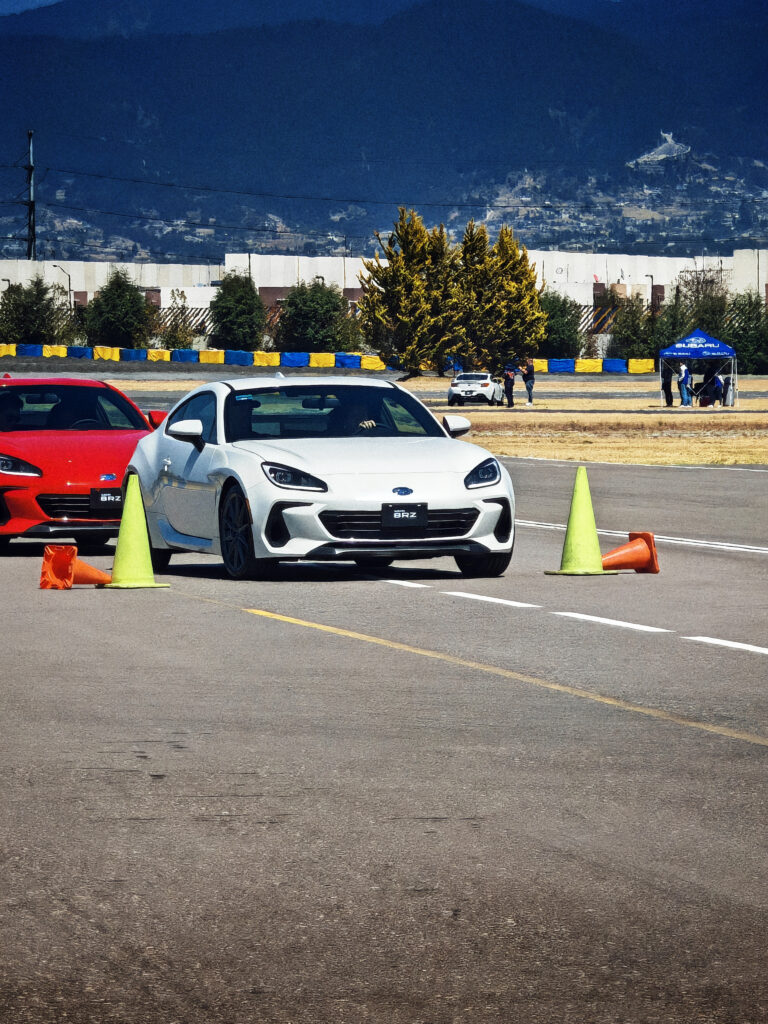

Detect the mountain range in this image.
[1,0,766,262]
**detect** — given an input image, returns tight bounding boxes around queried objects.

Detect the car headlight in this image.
[464,457,501,489]
[0,453,42,476]
[262,462,327,492]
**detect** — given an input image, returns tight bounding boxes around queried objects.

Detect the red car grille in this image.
[36,494,121,521]
[319,508,479,540]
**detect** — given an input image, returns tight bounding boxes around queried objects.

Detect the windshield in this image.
[0,384,147,432]
[456,374,488,381]
[224,384,444,441]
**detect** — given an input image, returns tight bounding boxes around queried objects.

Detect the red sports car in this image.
[0,376,164,550]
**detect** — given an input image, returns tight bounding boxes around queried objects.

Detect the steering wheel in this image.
[71,418,102,429]
[352,421,386,435]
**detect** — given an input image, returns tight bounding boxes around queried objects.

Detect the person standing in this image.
[502,365,516,408]
[711,372,724,407]
[677,362,691,406]
[520,358,535,405]
[661,362,674,407]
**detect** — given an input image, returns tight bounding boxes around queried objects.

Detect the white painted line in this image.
[505,457,768,473]
[517,520,768,556]
[383,579,431,588]
[553,611,672,633]
[682,636,768,656]
[442,591,542,609]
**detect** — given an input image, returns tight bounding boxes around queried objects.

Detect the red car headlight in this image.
[0,454,42,477]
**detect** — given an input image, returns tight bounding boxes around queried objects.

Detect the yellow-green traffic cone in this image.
[106,475,170,589]
[545,466,618,575]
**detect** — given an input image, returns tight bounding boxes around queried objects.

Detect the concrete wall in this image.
[224,253,372,292]
[1,248,765,309]
[0,259,221,301]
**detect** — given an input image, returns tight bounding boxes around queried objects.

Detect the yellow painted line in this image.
[245,607,768,749]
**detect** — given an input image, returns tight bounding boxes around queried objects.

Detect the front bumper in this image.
[307,539,495,561]
[0,486,121,539]
[249,490,514,563]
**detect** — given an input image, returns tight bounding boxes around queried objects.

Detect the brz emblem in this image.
[392,487,413,496]
[100,473,117,482]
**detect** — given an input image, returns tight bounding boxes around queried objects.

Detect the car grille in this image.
[319,508,479,540]
[36,494,121,521]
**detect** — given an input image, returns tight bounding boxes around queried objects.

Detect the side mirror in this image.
[147,410,167,430]
[442,414,471,438]
[167,418,204,448]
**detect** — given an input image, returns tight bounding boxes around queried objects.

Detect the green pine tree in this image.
[83,269,156,349]
[357,208,434,375]
[0,276,70,347]
[539,291,584,359]
[275,278,359,352]
[209,272,267,351]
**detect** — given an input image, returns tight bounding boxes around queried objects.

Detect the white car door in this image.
[159,392,220,539]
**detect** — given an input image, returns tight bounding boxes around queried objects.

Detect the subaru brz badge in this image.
[392,486,413,496]
[100,473,117,482]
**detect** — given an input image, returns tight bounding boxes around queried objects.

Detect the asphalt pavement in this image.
[2,456,767,1023]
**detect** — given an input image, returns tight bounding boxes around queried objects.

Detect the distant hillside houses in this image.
[1,248,766,315]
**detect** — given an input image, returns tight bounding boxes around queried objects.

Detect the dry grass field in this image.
[111,374,767,466]
[404,375,768,465]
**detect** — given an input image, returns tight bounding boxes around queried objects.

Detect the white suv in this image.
[447,373,504,406]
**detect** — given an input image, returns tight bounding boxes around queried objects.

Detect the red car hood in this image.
[1,429,148,487]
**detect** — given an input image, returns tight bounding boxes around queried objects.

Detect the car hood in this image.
[230,436,488,476]
[0,429,147,477]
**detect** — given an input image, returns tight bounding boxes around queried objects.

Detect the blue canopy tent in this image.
[659,328,737,407]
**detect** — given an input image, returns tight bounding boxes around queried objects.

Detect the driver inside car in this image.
[328,396,381,435]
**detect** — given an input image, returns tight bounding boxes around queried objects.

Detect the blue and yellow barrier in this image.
[575,358,602,374]
[253,351,280,366]
[199,349,224,364]
[628,358,655,374]
[309,352,335,368]
[0,346,663,374]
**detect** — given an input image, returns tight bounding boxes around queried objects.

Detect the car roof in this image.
[0,377,110,389]
[223,375,397,392]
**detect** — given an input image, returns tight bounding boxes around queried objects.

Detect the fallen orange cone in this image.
[40,544,113,589]
[601,531,659,574]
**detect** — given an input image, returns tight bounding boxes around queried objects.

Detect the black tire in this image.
[454,550,512,578]
[353,556,394,570]
[150,546,172,572]
[447,397,457,406]
[0,536,10,553]
[77,532,114,554]
[219,484,259,579]
[219,484,276,580]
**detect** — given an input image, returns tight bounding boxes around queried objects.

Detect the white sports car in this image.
[447,372,504,406]
[127,376,515,579]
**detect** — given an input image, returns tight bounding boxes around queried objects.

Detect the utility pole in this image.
[25,130,36,260]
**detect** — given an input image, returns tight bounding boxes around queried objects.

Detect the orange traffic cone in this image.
[601,531,659,574]
[40,544,113,589]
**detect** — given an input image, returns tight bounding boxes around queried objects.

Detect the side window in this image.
[167,392,218,445]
